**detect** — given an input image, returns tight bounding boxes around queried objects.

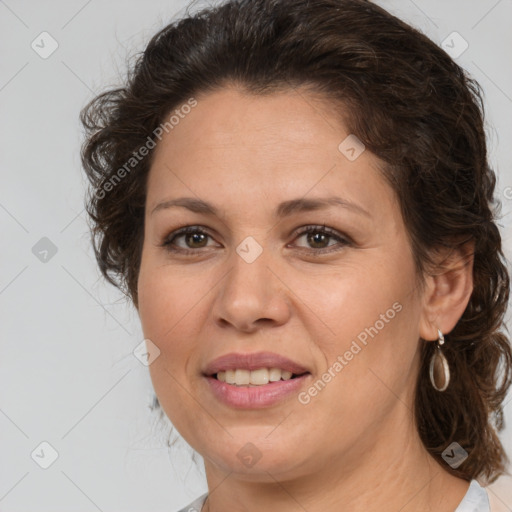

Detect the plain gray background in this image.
[1,0,511,510]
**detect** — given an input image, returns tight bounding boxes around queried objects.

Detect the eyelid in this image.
[161,225,218,249]
[292,224,351,243]
[161,224,352,254]
[289,225,352,254]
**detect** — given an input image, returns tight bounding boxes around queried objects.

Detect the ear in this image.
[418,239,475,341]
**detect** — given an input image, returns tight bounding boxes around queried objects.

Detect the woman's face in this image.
[137,86,427,479]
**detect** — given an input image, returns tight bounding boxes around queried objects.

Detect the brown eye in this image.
[161,224,351,256]
[304,231,331,249]
[292,225,351,254]
[181,231,209,249]
[162,226,215,253]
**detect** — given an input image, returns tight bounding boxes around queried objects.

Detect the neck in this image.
[201,408,470,512]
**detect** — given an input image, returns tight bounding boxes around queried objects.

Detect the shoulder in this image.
[454,479,490,512]
[175,492,208,512]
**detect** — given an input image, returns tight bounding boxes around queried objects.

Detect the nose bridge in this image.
[226,234,273,300]
[213,234,290,329]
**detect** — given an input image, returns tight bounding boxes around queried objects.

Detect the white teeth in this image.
[269,368,282,382]
[216,367,296,386]
[250,368,269,385]
[235,369,250,385]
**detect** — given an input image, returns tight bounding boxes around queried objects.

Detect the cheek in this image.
[137,267,203,432]
[137,265,190,383]
[301,257,421,407]
[301,300,420,446]
[294,259,412,345]
[137,256,199,339]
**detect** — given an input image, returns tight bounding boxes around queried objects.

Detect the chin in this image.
[199,434,310,479]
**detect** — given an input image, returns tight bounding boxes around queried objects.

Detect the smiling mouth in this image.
[212,368,309,386]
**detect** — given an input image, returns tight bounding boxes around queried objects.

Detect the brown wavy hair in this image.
[80,0,512,485]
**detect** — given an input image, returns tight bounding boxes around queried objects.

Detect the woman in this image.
[79,0,512,510]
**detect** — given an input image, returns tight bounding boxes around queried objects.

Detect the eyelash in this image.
[160,224,352,256]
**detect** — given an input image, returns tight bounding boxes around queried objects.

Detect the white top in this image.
[454,480,490,512]
[176,479,490,512]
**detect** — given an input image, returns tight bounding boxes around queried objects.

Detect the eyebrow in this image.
[151,196,371,218]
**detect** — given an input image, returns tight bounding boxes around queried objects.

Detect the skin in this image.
[136,86,475,512]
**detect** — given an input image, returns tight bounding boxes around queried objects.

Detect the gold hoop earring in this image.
[429,328,450,392]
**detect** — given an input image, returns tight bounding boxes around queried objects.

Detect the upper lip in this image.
[203,351,310,376]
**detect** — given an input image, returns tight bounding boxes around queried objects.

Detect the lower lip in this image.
[204,374,310,409]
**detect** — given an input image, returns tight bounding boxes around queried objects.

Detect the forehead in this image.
[146,86,392,218]
[153,86,348,157]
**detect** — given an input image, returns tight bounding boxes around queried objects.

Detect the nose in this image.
[211,243,292,333]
